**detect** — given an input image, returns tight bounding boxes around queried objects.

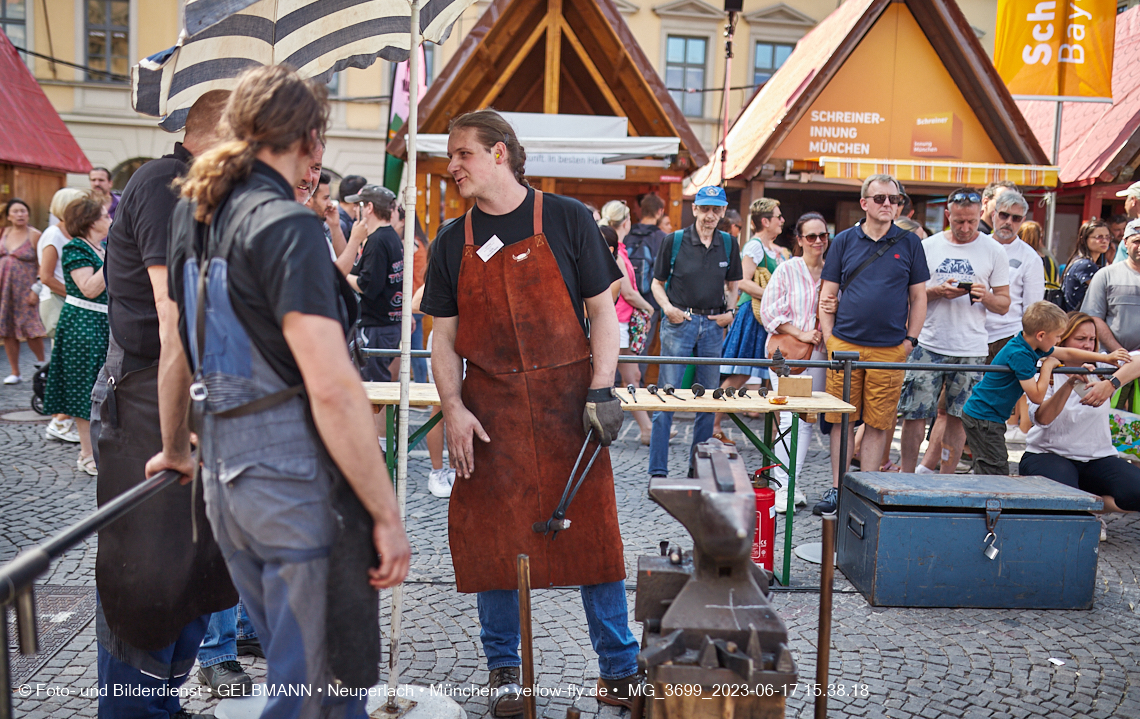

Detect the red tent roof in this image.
[0,31,90,174]
[1017,6,1140,187]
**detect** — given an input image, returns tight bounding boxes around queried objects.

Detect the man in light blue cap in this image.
[648,185,742,477]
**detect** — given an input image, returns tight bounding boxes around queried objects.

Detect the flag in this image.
[993,0,1115,98]
[132,0,471,130]
[383,47,427,192]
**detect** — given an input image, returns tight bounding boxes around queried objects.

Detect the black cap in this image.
[345,184,396,210]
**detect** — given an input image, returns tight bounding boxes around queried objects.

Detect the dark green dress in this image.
[44,239,108,420]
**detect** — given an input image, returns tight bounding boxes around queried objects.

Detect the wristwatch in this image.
[905,336,919,346]
[1110,376,1122,389]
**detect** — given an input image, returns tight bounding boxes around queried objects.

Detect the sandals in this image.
[711,431,736,445]
[77,454,97,476]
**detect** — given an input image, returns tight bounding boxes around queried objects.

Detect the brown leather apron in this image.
[449,190,626,593]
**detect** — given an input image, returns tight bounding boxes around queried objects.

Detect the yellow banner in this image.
[994,0,1116,98]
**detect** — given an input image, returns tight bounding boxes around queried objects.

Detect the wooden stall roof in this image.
[689,0,1048,186]
[387,0,707,167]
[0,31,90,175]
[1018,6,1140,187]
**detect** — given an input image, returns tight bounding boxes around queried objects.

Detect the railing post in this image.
[1,604,11,719]
[831,351,860,497]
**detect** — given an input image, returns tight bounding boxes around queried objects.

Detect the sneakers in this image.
[915,464,936,475]
[487,666,524,717]
[597,673,646,709]
[77,454,97,476]
[812,487,839,516]
[1004,424,1028,445]
[46,417,80,443]
[198,660,253,698]
[427,468,455,498]
[774,485,808,514]
[3,374,19,385]
[1099,517,1107,542]
[236,636,265,659]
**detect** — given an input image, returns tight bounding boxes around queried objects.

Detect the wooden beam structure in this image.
[543,0,562,114]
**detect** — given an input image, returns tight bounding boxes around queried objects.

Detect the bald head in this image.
[183,90,232,155]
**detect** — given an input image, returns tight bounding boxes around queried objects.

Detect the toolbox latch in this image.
[985,499,1001,535]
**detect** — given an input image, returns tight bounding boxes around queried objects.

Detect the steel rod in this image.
[360,349,1119,376]
[815,514,837,719]
[518,555,537,719]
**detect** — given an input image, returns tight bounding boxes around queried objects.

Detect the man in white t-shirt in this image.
[985,190,1041,356]
[898,189,1010,473]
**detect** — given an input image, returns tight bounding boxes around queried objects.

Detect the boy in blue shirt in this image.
[962,301,1125,475]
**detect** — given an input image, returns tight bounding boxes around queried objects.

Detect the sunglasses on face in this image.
[866,194,903,206]
[801,232,829,243]
[947,191,983,205]
[997,211,1024,223]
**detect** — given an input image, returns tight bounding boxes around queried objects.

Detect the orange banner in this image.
[994,0,1116,98]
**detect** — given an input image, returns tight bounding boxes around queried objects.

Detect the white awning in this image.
[414,135,681,157]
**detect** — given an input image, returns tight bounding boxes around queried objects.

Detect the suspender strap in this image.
[213,384,306,418]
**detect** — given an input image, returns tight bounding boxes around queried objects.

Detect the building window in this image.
[87,0,129,82]
[327,71,341,96]
[0,0,26,50]
[666,35,706,117]
[753,42,793,87]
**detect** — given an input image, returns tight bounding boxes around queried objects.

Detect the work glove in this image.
[583,388,624,446]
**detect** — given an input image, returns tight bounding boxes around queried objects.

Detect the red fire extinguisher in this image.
[752,465,781,572]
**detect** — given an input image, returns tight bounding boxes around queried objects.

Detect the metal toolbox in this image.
[836,472,1102,609]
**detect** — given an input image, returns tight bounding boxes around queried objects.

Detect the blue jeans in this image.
[477,581,639,680]
[198,602,258,667]
[97,610,209,718]
[649,315,725,477]
[412,314,428,384]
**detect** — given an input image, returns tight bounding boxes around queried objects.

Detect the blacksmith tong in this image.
[533,428,604,540]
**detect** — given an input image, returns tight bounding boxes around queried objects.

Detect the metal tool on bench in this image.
[663,384,686,400]
[724,386,737,399]
[712,387,727,400]
[624,384,638,403]
[690,383,705,398]
[646,384,667,403]
[771,348,790,378]
[634,442,797,717]
[738,387,750,398]
[533,429,603,540]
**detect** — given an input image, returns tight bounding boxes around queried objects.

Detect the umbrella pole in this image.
[386,0,421,710]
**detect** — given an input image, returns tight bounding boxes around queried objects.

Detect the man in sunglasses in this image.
[817,174,929,515]
[978,180,1018,235]
[898,188,1010,475]
[984,191,1040,360]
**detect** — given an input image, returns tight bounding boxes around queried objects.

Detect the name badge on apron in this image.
[477,235,505,262]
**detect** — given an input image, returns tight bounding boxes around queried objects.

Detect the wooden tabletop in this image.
[365,382,855,414]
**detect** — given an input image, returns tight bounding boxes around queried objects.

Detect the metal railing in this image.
[0,350,1121,716]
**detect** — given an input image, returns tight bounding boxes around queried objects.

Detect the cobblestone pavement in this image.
[4,345,1140,718]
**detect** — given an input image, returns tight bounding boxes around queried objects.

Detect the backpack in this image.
[665,228,732,292]
[624,227,657,295]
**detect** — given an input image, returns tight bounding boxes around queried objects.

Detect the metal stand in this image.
[814,514,837,719]
[518,555,536,719]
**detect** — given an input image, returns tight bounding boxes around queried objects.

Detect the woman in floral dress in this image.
[0,199,47,383]
[44,194,110,476]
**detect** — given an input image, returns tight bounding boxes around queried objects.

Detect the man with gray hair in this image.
[979,180,1019,234]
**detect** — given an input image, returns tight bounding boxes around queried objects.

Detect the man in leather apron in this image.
[420,110,640,717]
[91,91,241,718]
[147,66,410,718]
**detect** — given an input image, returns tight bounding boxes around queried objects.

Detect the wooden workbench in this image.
[617,388,854,414]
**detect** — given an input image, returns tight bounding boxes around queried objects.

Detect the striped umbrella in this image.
[131,0,468,130]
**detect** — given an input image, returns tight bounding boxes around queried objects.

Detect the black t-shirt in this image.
[421,188,621,332]
[168,161,346,387]
[653,226,743,311]
[105,143,192,362]
[356,225,404,326]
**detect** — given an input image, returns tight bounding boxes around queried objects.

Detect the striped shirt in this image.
[760,257,821,342]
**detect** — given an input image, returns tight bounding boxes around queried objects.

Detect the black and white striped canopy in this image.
[132,0,470,130]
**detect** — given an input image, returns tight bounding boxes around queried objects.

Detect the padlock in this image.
[983,532,999,560]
